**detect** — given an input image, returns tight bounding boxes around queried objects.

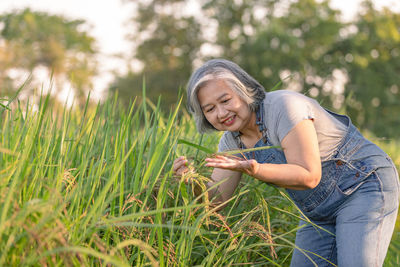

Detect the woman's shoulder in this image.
[263,90,319,113]
[264,90,311,103]
[262,90,319,144]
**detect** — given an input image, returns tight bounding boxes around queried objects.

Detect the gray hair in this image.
[186,59,266,133]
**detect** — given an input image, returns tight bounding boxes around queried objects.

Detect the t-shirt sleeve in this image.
[271,92,315,144]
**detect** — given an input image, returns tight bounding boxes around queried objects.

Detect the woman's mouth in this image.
[222,115,236,126]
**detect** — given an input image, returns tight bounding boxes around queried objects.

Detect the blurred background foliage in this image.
[1,0,400,138]
[0,8,97,105]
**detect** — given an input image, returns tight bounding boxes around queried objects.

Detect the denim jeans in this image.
[290,164,399,266]
[246,109,399,266]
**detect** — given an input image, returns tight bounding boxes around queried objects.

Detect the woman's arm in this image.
[205,119,322,190]
[208,168,242,203]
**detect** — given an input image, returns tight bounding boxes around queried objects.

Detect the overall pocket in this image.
[335,155,394,193]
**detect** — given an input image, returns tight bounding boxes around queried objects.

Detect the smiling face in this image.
[197,79,254,133]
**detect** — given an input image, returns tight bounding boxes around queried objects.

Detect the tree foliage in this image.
[236,0,343,96]
[201,0,277,61]
[329,1,400,137]
[115,0,400,137]
[111,0,203,107]
[0,8,97,102]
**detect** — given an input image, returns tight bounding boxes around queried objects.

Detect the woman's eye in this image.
[222,99,230,103]
[206,107,214,112]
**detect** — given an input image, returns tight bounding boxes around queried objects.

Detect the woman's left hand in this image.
[205,155,260,176]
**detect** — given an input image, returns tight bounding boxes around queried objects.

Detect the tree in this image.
[0,8,97,104]
[204,0,399,137]
[328,0,400,137]
[110,0,203,107]
[237,0,342,93]
[201,0,278,61]
[112,0,399,137]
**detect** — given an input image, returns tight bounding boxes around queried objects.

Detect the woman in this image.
[173,59,399,266]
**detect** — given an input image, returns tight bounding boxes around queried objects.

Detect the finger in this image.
[174,156,186,165]
[205,157,236,165]
[173,157,187,170]
[205,156,231,162]
[174,162,187,173]
[205,161,237,168]
[176,165,189,176]
[214,155,230,161]
[213,155,240,162]
[205,158,249,171]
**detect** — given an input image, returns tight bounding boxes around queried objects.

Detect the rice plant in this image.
[0,86,398,266]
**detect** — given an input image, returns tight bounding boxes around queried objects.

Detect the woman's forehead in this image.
[198,79,234,96]
[197,80,237,105]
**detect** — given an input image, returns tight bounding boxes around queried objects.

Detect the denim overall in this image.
[234,103,399,266]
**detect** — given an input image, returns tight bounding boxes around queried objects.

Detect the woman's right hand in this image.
[173,156,190,176]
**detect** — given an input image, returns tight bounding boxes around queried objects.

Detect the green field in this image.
[0,93,399,266]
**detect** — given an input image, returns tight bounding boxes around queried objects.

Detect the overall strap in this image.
[232,101,268,149]
[256,101,268,144]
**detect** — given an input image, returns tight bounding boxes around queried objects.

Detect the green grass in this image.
[0,90,399,266]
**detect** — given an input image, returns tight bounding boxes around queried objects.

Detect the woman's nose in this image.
[217,106,229,118]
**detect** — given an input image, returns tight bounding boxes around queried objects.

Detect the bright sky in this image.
[0,0,399,100]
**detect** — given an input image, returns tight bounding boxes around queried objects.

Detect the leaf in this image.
[216,145,281,156]
[178,139,281,157]
[0,102,11,111]
[180,182,189,206]
[269,74,292,91]
[0,147,19,156]
[177,139,214,154]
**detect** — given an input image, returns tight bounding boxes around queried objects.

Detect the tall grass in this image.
[0,88,398,266]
